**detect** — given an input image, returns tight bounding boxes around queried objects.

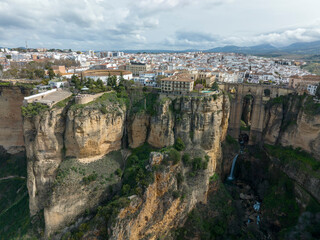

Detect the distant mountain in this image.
[206,44,278,54]
[279,40,320,55]
[122,49,186,54]
[206,41,320,55]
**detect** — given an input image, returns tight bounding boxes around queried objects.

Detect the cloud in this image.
[0,0,157,49]
[223,24,320,47]
[162,22,320,50]
[0,0,319,50]
[136,0,234,12]
[163,31,219,49]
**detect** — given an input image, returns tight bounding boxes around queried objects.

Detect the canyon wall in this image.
[22,94,127,236]
[263,95,320,159]
[22,92,230,237]
[0,86,32,154]
[110,94,230,240]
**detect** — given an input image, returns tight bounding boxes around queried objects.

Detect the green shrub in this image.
[174,137,185,151]
[122,144,155,195]
[169,148,181,165]
[172,190,180,199]
[21,102,49,118]
[182,153,191,166]
[82,173,98,185]
[121,184,131,196]
[115,168,122,177]
[176,172,184,187]
[192,157,203,171]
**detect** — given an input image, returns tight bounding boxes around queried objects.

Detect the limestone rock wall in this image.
[0,86,32,154]
[65,108,126,162]
[110,94,230,239]
[23,108,66,215]
[22,93,230,237]
[263,95,320,159]
[23,98,126,219]
[128,112,150,148]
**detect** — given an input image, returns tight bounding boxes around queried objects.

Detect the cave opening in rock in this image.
[240,94,254,134]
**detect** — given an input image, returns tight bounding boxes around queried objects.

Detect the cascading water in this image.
[227,154,239,181]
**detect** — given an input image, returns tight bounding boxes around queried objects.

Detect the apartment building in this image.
[161,73,194,94]
[125,61,151,76]
[289,75,320,95]
[198,70,216,87]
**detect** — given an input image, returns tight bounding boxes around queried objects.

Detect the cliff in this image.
[109,94,230,239]
[0,86,32,154]
[22,91,230,238]
[263,95,320,159]
[22,92,127,236]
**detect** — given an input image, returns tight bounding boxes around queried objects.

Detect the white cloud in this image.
[222,24,320,47]
[0,0,319,50]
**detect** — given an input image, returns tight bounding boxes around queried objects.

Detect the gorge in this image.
[0,84,319,240]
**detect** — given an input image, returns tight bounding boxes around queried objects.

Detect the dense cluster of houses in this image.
[1,48,319,96]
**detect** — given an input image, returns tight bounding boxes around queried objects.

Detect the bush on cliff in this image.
[174,137,185,151]
[21,102,49,118]
[265,144,320,173]
[122,144,155,195]
[169,148,181,164]
[82,173,98,185]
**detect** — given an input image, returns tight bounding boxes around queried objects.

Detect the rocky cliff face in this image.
[22,92,230,238]
[263,95,320,159]
[262,95,320,203]
[65,107,126,162]
[109,94,230,239]
[0,86,32,154]
[22,94,127,236]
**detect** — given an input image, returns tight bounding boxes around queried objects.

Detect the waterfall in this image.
[227,154,239,181]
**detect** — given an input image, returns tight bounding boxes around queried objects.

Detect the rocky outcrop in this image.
[0,86,32,154]
[263,95,320,159]
[22,93,127,234]
[22,92,230,237]
[280,161,320,203]
[23,107,66,215]
[65,107,126,162]
[110,151,210,240]
[109,94,230,239]
[147,99,175,148]
[128,112,150,148]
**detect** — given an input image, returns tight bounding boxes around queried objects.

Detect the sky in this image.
[1,0,320,50]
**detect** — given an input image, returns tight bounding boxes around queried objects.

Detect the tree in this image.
[107,75,117,87]
[0,64,3,71]
[48,68,55,80]
[5,55,11,59]
[174,137,185,151]
[211,81,219,91]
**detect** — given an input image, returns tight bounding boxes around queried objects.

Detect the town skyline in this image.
[1,0,320,50]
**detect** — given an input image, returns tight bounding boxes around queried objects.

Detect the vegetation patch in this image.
[263,171,300,229]
[303,95,320,115]
[131,92,158,116]
[265,144,320,176]
[175,180,235,239]
[122,144,156,196]
[70,91,127,113]
[21,102,49,118]
[0,153,36,240]
[174,137,185,151]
